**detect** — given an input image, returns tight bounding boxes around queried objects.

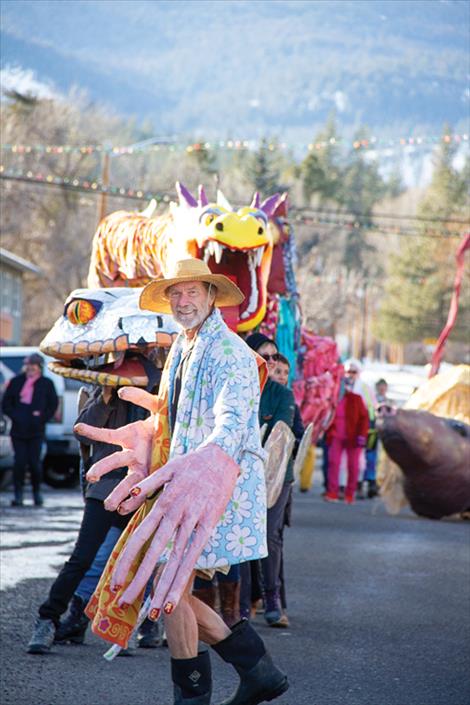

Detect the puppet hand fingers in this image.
[115,465,174,514]
[152,525,210,614]
[118,387,160,413]
[110,503,166,592]
[117,515,179,605]
[103,471,147,512]
[75,422,125,446]
[86,449,135,483]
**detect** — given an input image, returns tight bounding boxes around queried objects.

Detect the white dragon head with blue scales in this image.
[40,288,179,387]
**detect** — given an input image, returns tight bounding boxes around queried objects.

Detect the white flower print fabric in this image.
[167,308,268,568]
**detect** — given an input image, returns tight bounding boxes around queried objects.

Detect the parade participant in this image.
[74,259,288,705]
[324,376,369,504]
[266,352,304,626]
[2,353,58,507]
[243,334,296,629]
[344,359,377,498]
[26,369,159,655]
[375,378,390,405]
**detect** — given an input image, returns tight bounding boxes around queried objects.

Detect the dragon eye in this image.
[66,299,101,325]
[205,213,216,226]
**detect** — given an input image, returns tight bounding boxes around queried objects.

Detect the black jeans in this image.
[39,497,130,625]
[260,483,292,597]
[11,436,43,499]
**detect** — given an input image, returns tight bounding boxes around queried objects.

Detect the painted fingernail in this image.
[164,602,174,614]
[149,608,160,621]
[130,487,141,497]
[111,584,122,593]
[87,475,98,483]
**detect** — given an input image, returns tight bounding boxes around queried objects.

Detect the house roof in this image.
[0,248,41,275]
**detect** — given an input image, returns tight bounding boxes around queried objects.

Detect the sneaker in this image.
[118,629,137,657]
[324,491,339,503]
[268,611,290,628]
[27,618,56,654]
[345,494,355,505]
[10,499,24,507]
[138,618,161,649]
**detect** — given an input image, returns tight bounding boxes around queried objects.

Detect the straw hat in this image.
[140,257,244,313]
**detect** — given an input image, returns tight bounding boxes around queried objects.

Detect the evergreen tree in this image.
[375,127,470,344]
[300,114,342,204]
[244,138,283,194]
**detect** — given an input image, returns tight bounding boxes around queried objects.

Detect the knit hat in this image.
[245,332,276,352]
[24,353,44,368]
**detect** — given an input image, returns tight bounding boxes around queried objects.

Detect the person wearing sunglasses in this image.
[244,333,296,628]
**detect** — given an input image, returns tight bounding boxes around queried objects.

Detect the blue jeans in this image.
[75,525,122,602]
[364,448,378,482]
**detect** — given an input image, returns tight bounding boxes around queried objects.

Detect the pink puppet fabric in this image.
[111,443,239,615]
[293,330,343,442]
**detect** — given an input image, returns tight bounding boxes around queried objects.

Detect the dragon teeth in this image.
[213,241,224,264]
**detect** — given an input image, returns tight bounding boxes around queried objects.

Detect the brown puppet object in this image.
[377,407,470,520]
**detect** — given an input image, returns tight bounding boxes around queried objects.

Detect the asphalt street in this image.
[1,480,469,705]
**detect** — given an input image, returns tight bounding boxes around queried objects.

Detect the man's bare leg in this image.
[164,571,231,655]
[189,593,231,645]
[164,571,199,658]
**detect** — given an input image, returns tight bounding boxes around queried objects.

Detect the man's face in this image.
[24,362,41,377]
[345,368,359,384]
[167,281,215,330]
[257,341,278,374]
[376,382,387,397]
[270,362,289,386]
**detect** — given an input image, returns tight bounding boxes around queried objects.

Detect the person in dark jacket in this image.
[242,334,296,628]
[27,360,161,655]
[2,353,58,507]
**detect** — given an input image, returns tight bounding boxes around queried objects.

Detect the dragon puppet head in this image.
[40,288,179,387]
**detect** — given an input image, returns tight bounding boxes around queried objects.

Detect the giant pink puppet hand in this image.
[74,387,240,618]
[74,387,159,512]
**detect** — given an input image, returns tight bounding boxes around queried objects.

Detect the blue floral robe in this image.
[167,308,268,569]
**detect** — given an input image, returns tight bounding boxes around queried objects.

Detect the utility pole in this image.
[98,151,110,224]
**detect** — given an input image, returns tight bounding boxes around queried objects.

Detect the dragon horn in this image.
[198,185,209,206]
[260,193,282,217]
[250,192,260,208]
[217,189,233,211]
[272,192,289,217]
[176,181,197,208]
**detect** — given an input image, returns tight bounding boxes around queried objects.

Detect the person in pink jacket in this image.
[324,377,369,504]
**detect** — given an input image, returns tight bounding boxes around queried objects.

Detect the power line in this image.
[1,171,466,239]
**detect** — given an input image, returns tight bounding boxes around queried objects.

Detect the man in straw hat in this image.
[74,258,288,705]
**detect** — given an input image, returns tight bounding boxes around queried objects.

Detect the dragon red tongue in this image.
[99,359,146,378]
[219,274,240,331]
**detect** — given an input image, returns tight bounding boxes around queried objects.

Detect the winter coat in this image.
[2,373,58,439]
[326,391,369,447]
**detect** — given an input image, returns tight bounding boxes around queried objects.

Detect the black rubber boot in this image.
[171,649,212,704]
[54,595,90,644]
[211,619,288,705]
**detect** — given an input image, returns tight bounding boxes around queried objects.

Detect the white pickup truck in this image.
[0,346,81,489]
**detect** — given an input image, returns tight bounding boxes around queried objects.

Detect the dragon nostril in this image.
[258,226,263,235]
[215,222,224,232]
